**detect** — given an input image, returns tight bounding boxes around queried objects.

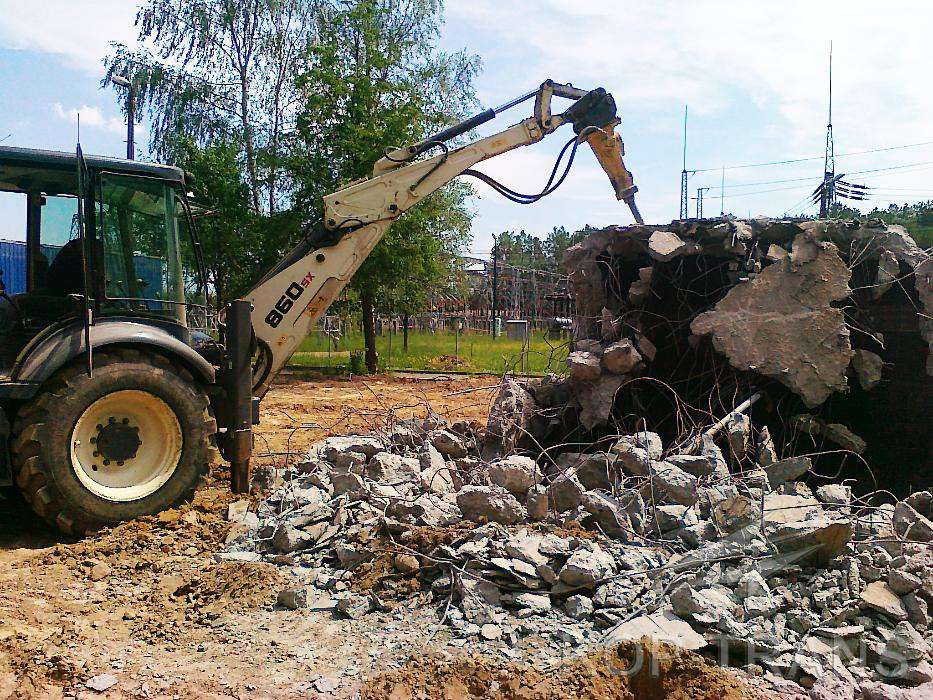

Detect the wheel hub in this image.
[70,389,183,502]
[93,417,142,465]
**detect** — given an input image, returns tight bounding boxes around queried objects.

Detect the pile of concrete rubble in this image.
[553,217,930,497]
[224,396,933,699]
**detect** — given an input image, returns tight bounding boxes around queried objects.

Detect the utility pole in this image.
[679,105,689,220]
[696,186,710,219]
[111,74,135,160]
[490,235,499,337]
[720,166,725,216]
[820,42,835,218]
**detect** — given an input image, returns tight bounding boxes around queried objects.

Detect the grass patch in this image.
[291,328,569,375]
[906,222,933,248]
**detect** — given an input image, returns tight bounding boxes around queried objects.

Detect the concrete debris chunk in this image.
[666,453,716,477]
[712,493,758,533]
[484,378,537,457]
[525,485,549,521]
[419,443,455,495]
[564,594,594,620]
[581,491,632,538]
[368,452,421,484]
[566,351,602,382]
[513,592,551,614]
[816,484,852,507]
[603,609,707,651]
[726,412,751,460]
[86,674,119,693]
[792,414,867,454]
[227,500,251,522]
[757,426,779,466]
[318,435,384,462]
[611,431,663,476]
[430,430,468,459]
[884,621,929,662]
[648,230,694,261]
[651,461,699,506]
[654,504,693,532]
[558,546,615,588]
[547,473,585,513]
[670,584,736,624]
[860,581,908,621]
[277,588,308,610]
[700,434,730,480]
[573,374,625,430]
[861,682,933,700]
[874,249,901,299]
[571,452,617,491]
[888,569,922,596]
[852,349,884,390]
[336,594,374,619]
[893,502,933,542]
[691,237,853,407]
[601,339,642,375]
[488,456,541,497]
[456,485,525,525]
[905,491,932,516]
[272,524,314,554]
[765,456,812,487]
[736,570,770,599]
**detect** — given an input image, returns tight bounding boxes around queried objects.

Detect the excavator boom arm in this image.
[244,79,641,397]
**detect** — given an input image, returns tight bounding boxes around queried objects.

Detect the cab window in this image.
[96,173,199,324]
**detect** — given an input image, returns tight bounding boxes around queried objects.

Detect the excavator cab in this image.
[0,147,225,534]
[0,147,209,362]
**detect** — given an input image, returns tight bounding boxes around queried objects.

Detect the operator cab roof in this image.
[0,145,186,196]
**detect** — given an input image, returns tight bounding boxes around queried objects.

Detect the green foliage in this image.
[170,138,297,302]
[829,201,933,248]
[494,225,590,272]
[105,0,482,317]
[348,350,366,375]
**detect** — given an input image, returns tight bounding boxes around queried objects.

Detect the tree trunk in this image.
[361,290,378,374]
[402,313,409,350]
[239,78,261,213]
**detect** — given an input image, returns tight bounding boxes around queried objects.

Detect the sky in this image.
[1,0,932,258]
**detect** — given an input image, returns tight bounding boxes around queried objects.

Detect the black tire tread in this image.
[10,348,217,535]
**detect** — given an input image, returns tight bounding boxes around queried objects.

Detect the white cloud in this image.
[52,102,126,135]
[0,0,138,72]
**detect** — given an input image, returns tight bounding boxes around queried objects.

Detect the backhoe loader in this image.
[0,79,642,534]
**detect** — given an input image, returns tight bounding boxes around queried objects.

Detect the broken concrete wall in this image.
[552,217,931,495]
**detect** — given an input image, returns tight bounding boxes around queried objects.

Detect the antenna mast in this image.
[679,105,689,219]
[820,42,835,218]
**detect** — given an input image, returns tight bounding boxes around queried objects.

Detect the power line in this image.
[710,156,933,194]
[691,139,933,174]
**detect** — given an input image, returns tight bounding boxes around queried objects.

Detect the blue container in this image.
[0,240,27,295]
[0,239,164,303]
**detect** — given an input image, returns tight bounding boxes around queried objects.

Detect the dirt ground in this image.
[0,374,764,699]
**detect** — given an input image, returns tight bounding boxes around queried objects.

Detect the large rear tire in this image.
[10,347,217,535]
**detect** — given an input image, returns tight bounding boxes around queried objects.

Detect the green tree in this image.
[104,0,315,213]
[171,138,298,303]
[290,0,479,371]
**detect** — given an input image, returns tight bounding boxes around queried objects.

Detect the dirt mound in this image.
[172,561,285,617]
[361,642,762,700]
